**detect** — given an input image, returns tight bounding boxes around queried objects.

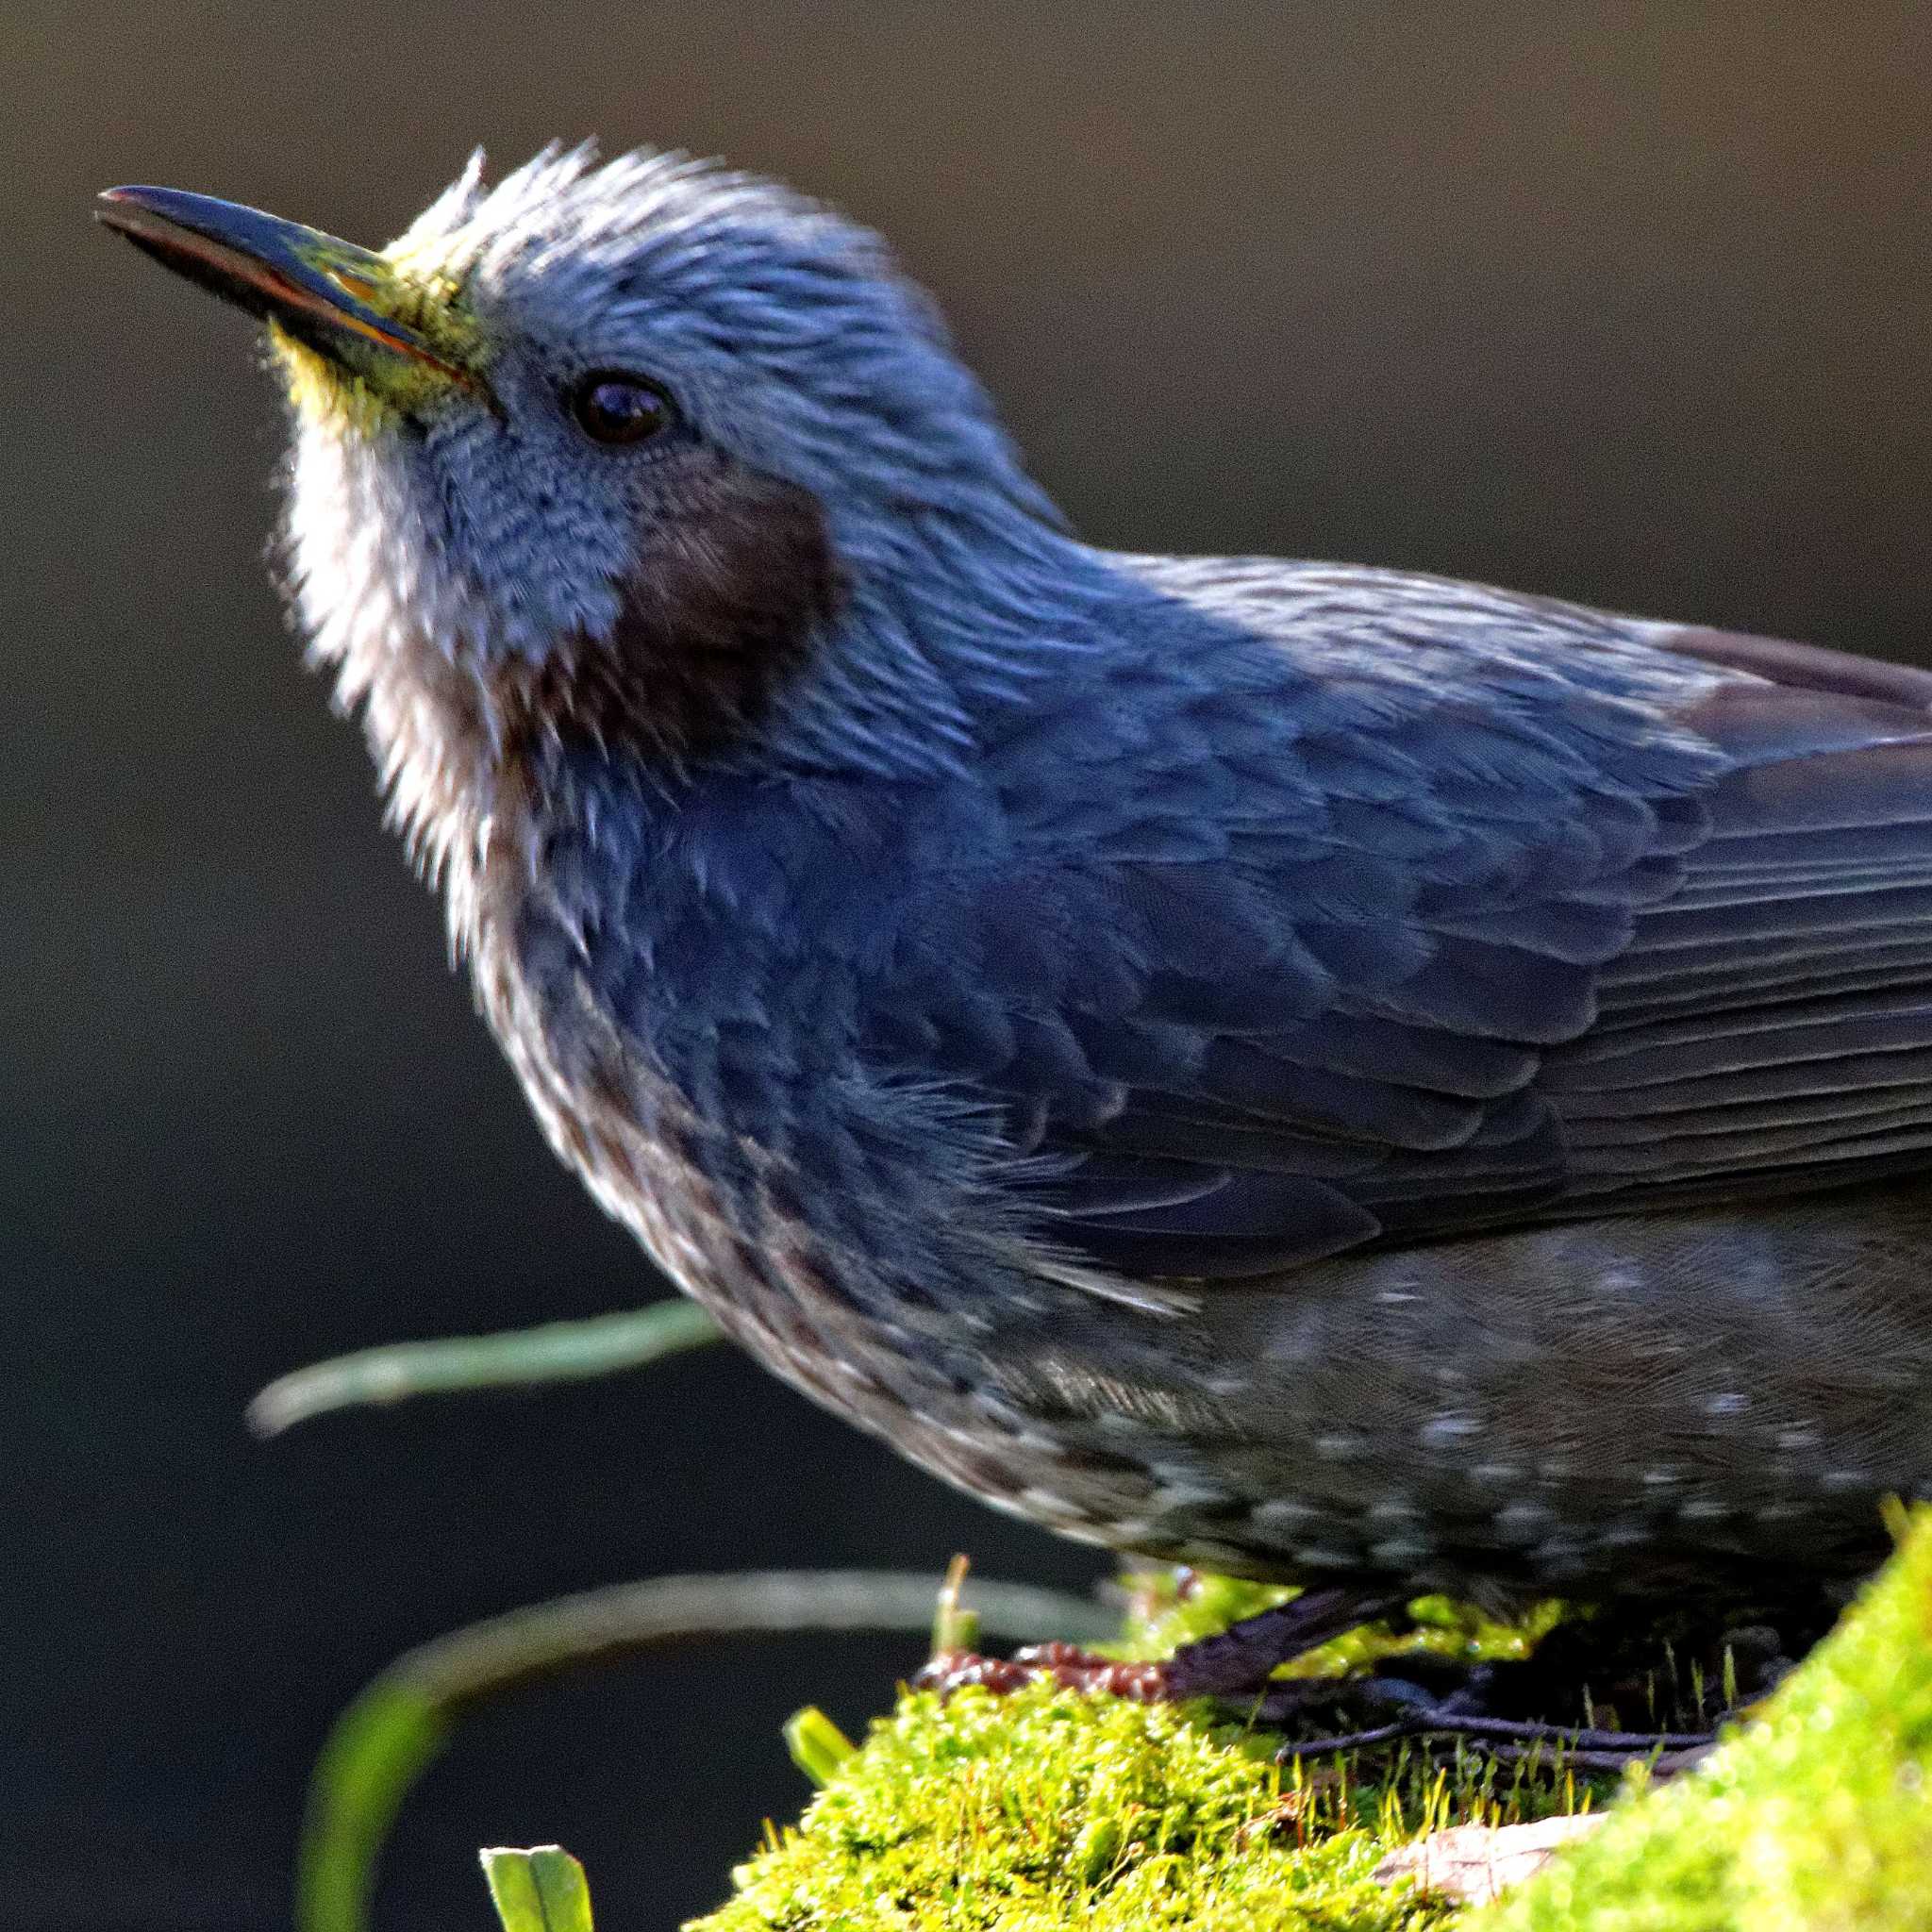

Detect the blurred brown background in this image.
[7,3,1931,1927]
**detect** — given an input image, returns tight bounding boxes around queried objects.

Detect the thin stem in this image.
[249,1299,723,1435]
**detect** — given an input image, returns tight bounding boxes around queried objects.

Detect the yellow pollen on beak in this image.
[273,251,489,434]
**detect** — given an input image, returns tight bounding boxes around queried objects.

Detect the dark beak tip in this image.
[93,185,143,230]
[97,183,165,214]
[93,185,195,248]
[95,184,218,231]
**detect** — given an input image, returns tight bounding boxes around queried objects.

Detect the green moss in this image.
[691,1581,1590,1932]
[693,1681,1460,1932]
[691,1516,1932,1931]
[1479,1506,1932,1932]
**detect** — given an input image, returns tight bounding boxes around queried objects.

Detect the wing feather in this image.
[861,599,1932,1279]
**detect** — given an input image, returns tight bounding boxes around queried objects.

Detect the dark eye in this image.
[568,370,677,445]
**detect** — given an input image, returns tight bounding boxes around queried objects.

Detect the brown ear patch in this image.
[491,453,845,767]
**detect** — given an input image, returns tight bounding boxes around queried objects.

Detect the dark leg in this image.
[1165,1588,1411,1696]
[914,1586,1407,1703]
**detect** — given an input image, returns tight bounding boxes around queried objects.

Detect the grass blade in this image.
[480,1845,594,1932]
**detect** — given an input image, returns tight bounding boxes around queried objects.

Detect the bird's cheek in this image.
[489,459,846,768]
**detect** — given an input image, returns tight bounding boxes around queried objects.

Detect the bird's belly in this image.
[975,1191,1932,1600]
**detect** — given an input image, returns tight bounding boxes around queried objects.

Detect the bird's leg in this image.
[1163,1587,1413,1696]
[914,1586,1408,1703]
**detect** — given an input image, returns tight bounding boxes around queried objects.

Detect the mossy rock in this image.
[1482,1504,1932,1932]
[691,1509,1932,1932]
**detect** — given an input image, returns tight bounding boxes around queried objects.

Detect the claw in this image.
[1275,1670,1724,1770]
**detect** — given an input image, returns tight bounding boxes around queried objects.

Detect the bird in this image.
[97,144,1932,1726]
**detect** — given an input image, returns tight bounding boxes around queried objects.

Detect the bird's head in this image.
[99,145,1071,835]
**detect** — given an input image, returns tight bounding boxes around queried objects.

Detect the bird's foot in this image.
[915,1582,1735,1774]
[914,1585,1407,1704]
[1262,1661,1723,1773]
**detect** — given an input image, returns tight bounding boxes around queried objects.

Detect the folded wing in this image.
[862,607,1932,1279]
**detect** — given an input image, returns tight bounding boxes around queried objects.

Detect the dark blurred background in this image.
[8,3,1931,1926]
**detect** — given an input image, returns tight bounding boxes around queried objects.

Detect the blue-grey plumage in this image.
[100,146,1932,1617]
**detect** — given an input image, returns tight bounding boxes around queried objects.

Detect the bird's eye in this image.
[568,371,677,446]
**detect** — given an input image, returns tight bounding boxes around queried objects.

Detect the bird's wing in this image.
[859,591,1932,1281]
[1557,625,1932,1210]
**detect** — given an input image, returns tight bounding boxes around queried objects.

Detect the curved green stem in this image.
[250,1300,722,1436]
[298,1568,1115,1932]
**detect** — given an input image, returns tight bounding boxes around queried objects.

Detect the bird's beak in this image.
[95,185,485,413]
